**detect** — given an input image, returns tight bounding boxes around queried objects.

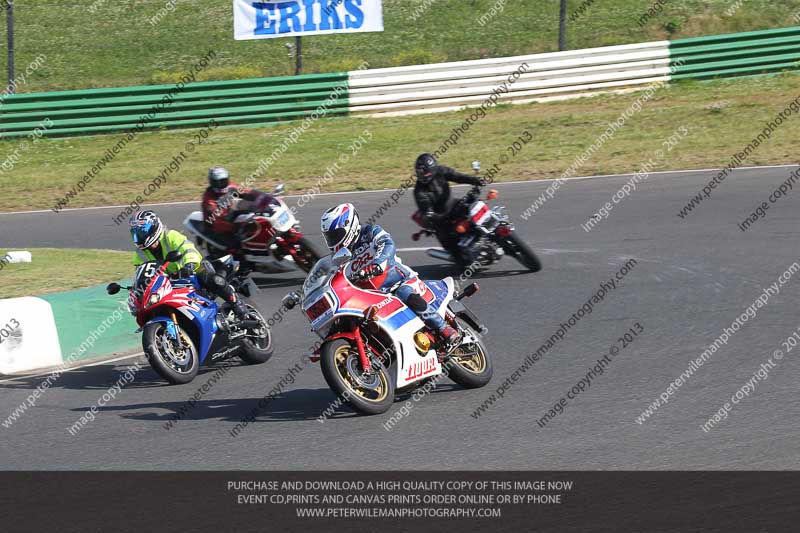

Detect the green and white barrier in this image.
[345,26,800,116]
[3,26,797,137]
[0,284,139,375]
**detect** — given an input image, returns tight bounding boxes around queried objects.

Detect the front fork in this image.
[352,325,372,373]
[275,228,303,260]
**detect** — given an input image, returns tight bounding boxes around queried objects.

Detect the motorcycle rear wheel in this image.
[445,319,493,389]
[143,321,199,384]
[500,232,542,272]
[320,339,395,415]
[238,304,274,364]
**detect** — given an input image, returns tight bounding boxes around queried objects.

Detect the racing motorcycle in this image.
[281,248,493,415]
[106,251,273,384]
[412,165,541,272]
[183,184,321,275]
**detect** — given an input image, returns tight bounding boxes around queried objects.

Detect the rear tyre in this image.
[320,339,395,415]
[143,321,199,384]
[238,304,274,364]
[445,319,493,389]
[501,232,542,272]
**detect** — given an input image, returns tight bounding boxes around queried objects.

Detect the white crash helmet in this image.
[321,203,361,252]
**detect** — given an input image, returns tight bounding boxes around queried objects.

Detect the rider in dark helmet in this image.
[201,166,264,251]
[412,153,484,266]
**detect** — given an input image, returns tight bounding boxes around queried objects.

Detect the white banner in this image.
[233,0,384,40]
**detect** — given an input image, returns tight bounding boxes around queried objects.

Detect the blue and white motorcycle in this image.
[106,252,272,384]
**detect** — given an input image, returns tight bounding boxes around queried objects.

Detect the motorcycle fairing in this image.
[469,201,491,225]
[143,274,220,363]
[422,279,452,319]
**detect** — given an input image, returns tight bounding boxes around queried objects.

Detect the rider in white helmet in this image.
[320,203,460,347]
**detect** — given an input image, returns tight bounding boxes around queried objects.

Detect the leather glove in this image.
[177,264,196,278]
[424,210,445,228]
[353,263,384,281]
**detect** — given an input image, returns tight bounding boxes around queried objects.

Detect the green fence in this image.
[670,26,800,80]
[0,72,350,138]
[2,26,799,139]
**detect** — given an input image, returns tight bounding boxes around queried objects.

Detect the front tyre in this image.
[238,304,274,364]
[143,321,199,384]
[501,232,542,272]
[320,339,395,415]
[445,319,493,389]
[293,236,322,273]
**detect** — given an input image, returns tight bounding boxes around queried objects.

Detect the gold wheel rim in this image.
[333,345,389,403]
[452,338,487,374]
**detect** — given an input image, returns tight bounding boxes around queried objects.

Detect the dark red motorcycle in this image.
[412,184,541,272]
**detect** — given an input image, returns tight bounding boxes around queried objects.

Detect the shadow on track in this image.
[250,274,307,290]
[88,382,465,426]
[414,262,535,281]
[0,359,250,391]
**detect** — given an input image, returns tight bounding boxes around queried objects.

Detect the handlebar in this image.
[465,184,483,201]
[347,264,383,284]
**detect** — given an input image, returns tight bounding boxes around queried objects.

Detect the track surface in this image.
[1,167,799,470]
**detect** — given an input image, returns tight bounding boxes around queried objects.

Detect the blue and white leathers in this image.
[345,224,446,332]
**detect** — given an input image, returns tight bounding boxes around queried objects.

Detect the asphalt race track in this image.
[1,166,799,470]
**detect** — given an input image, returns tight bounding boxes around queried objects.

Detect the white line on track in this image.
[2,164,796,216]
[397,247,434,252]
[0,353,144,384]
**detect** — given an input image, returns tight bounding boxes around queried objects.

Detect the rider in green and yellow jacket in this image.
[129,210,247,317]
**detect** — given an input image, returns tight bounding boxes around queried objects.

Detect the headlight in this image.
[148,294,161,306]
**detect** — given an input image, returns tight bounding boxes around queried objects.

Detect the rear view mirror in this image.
[274,184,285,195]
[106,283,121,295]
[332,248,352,267]
[472,160,481,173]
[282,291,301,310]
[487,189,498,200]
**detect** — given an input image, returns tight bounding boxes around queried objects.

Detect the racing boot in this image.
[231,298,249,319]
[437,325,462,355]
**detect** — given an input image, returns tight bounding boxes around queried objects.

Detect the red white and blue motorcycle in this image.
[107,252,272,384]
[282,248,493,415]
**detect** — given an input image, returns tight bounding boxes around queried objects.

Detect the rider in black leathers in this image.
[412,153,484,267]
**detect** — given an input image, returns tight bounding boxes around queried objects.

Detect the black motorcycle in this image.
[412,185,541,272]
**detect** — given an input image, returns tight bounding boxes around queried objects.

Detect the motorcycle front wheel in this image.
[292,237,322,273]
[320,339,395,415]
[143,321,199,384]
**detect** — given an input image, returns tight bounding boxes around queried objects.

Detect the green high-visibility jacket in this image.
[132,229,202,275]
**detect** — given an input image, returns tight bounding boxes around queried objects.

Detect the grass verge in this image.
[0,249,131,298]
